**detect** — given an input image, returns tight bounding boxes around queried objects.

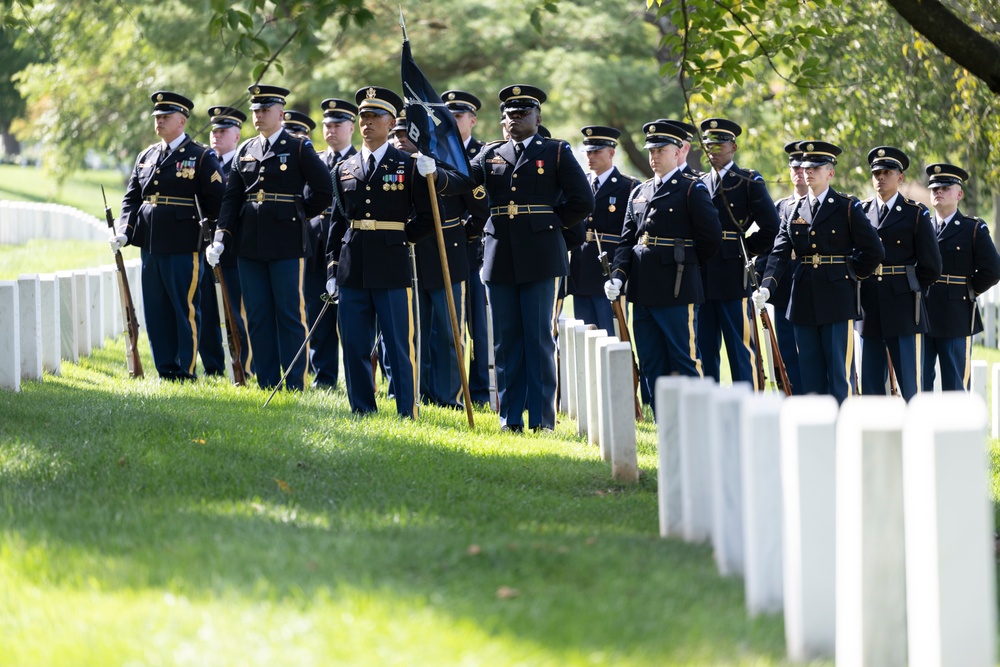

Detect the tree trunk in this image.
[884,0,1000,95]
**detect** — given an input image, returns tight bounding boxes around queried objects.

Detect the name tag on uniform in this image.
[138,162,153,168]
[487,157,505,164]
[239,155,257,162]
[633,196,647,204]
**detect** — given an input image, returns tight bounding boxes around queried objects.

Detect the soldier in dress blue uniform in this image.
[443,90,492,408]
[604,121,722,401]
[762,141,809,395]
[206,84,333,391]
[325,86,437,418]
[697,118,780,389]
[857,146,941,400]
[400,109,489,408]
[302,98,357,391]
[198,105,251,378]
[422,84,594,432]
[753,141,885,403]
[568,125,641,335]
[922,163,1000,391]
[112,91,225,381]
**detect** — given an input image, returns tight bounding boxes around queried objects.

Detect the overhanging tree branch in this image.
[884,0,1000,95]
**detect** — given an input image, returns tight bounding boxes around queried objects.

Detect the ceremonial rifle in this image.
[595,234,644,421]
[102,185,143,378]
[195,196,246,386]
[262,294,335,408]
[717,182,792,396]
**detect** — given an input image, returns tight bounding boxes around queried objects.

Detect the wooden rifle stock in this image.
[598,244,643,422]
[759,306,792,397]
[213,267,246,386]
[102,185,143,378]
[748,304,767,392]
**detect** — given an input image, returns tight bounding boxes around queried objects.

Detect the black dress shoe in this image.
[501,424,524,433]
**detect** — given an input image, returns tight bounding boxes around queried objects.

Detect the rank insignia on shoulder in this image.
[210,171,222,183]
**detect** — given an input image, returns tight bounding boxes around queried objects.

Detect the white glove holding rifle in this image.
[109,233,128,253]
[206,242,225,268]
[751,287,770,311]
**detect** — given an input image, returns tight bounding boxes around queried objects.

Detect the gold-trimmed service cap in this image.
[282,110,316,135]
[442,90,482,114]
[320,98,358,124]
[641,120,685,150]
[354,86,403,117]
[700,117,742,144]
[247,84,289,110]
[867,145,909,172]
[208,106,246,129]
[580,125,621,151]
[498,84,546,111]
[797,140,842,168]
[784,140,806,167]
[392,108,408,133]
[925,162,969,189]
[150,91,193,117]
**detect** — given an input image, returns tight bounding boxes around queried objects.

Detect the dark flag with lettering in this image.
[400,39,470,177]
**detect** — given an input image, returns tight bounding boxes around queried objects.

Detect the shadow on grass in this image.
[0,346,789,663]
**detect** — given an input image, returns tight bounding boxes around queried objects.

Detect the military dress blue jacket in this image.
[119,136,225,254]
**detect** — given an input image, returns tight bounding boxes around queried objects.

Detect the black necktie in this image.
[879,204,889,222]
[592,176,600,194]
[810,198,820,217]
[157,144,171,165]
[366,154,376,180]
[514,142,523,160]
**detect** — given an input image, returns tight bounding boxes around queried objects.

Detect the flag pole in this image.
[426,172,475,428]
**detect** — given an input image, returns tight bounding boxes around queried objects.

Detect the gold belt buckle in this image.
[586,229,594,243]
[256,190,265,204]
[360,220,375,230]
[148,194,158,207]
[874,264,883,277]
[506,201,517,219]
[640,232,650,248]
[812,254,820,268]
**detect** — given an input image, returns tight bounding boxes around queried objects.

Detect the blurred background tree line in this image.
[0,0,997,220]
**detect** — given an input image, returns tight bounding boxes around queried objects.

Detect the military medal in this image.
[536,160,544,175]
[397,172,405,191]
[608,196,617,213]
[278,154,289,171]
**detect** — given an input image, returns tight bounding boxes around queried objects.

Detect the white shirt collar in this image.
[592,167,615,189]
[165,133,187,152]
[219,149,237,165]
[655,167,680,187]
[810,188,830,208]
[878,192,899,212]
[938,211,957,226]
[361,142,390,170]
[713,161,734,178]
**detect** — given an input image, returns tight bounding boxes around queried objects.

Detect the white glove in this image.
[415,154,436,177]
[751,287,770,311]
[325,278,338,300]
[205,242,225,268]
[109,233,128,253]
[604,278,622,301]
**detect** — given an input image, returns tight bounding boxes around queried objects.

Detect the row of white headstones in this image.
[0,201,145,391]
[557,316,996,665]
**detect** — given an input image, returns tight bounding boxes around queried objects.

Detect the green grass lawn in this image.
[0,164,127,219]
[0,340,799,667]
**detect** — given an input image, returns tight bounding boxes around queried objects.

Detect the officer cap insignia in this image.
[447,92,455,100]
[586,128,593,136]
[254,87,260,94]
[934,165,941,173]
[512,86,521,95]
[649,124,656,132]
[878,149,885,157]
[710,120,718,128]
[156,93,163,101]
[284,112,291,120]
[366,87,377,99]
[807,143,814,151]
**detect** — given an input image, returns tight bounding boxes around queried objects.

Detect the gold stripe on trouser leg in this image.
[240,296,253,373]
[740,297,758,390]
[688,303,703,377]
[548,277,560,417]
[453,281,467,404]
[844,320,855,395]
[406,286,418,418]
[914,333,922,394]
[963,336,972,389]
[297,258,309,387]
[186,253,200,375]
